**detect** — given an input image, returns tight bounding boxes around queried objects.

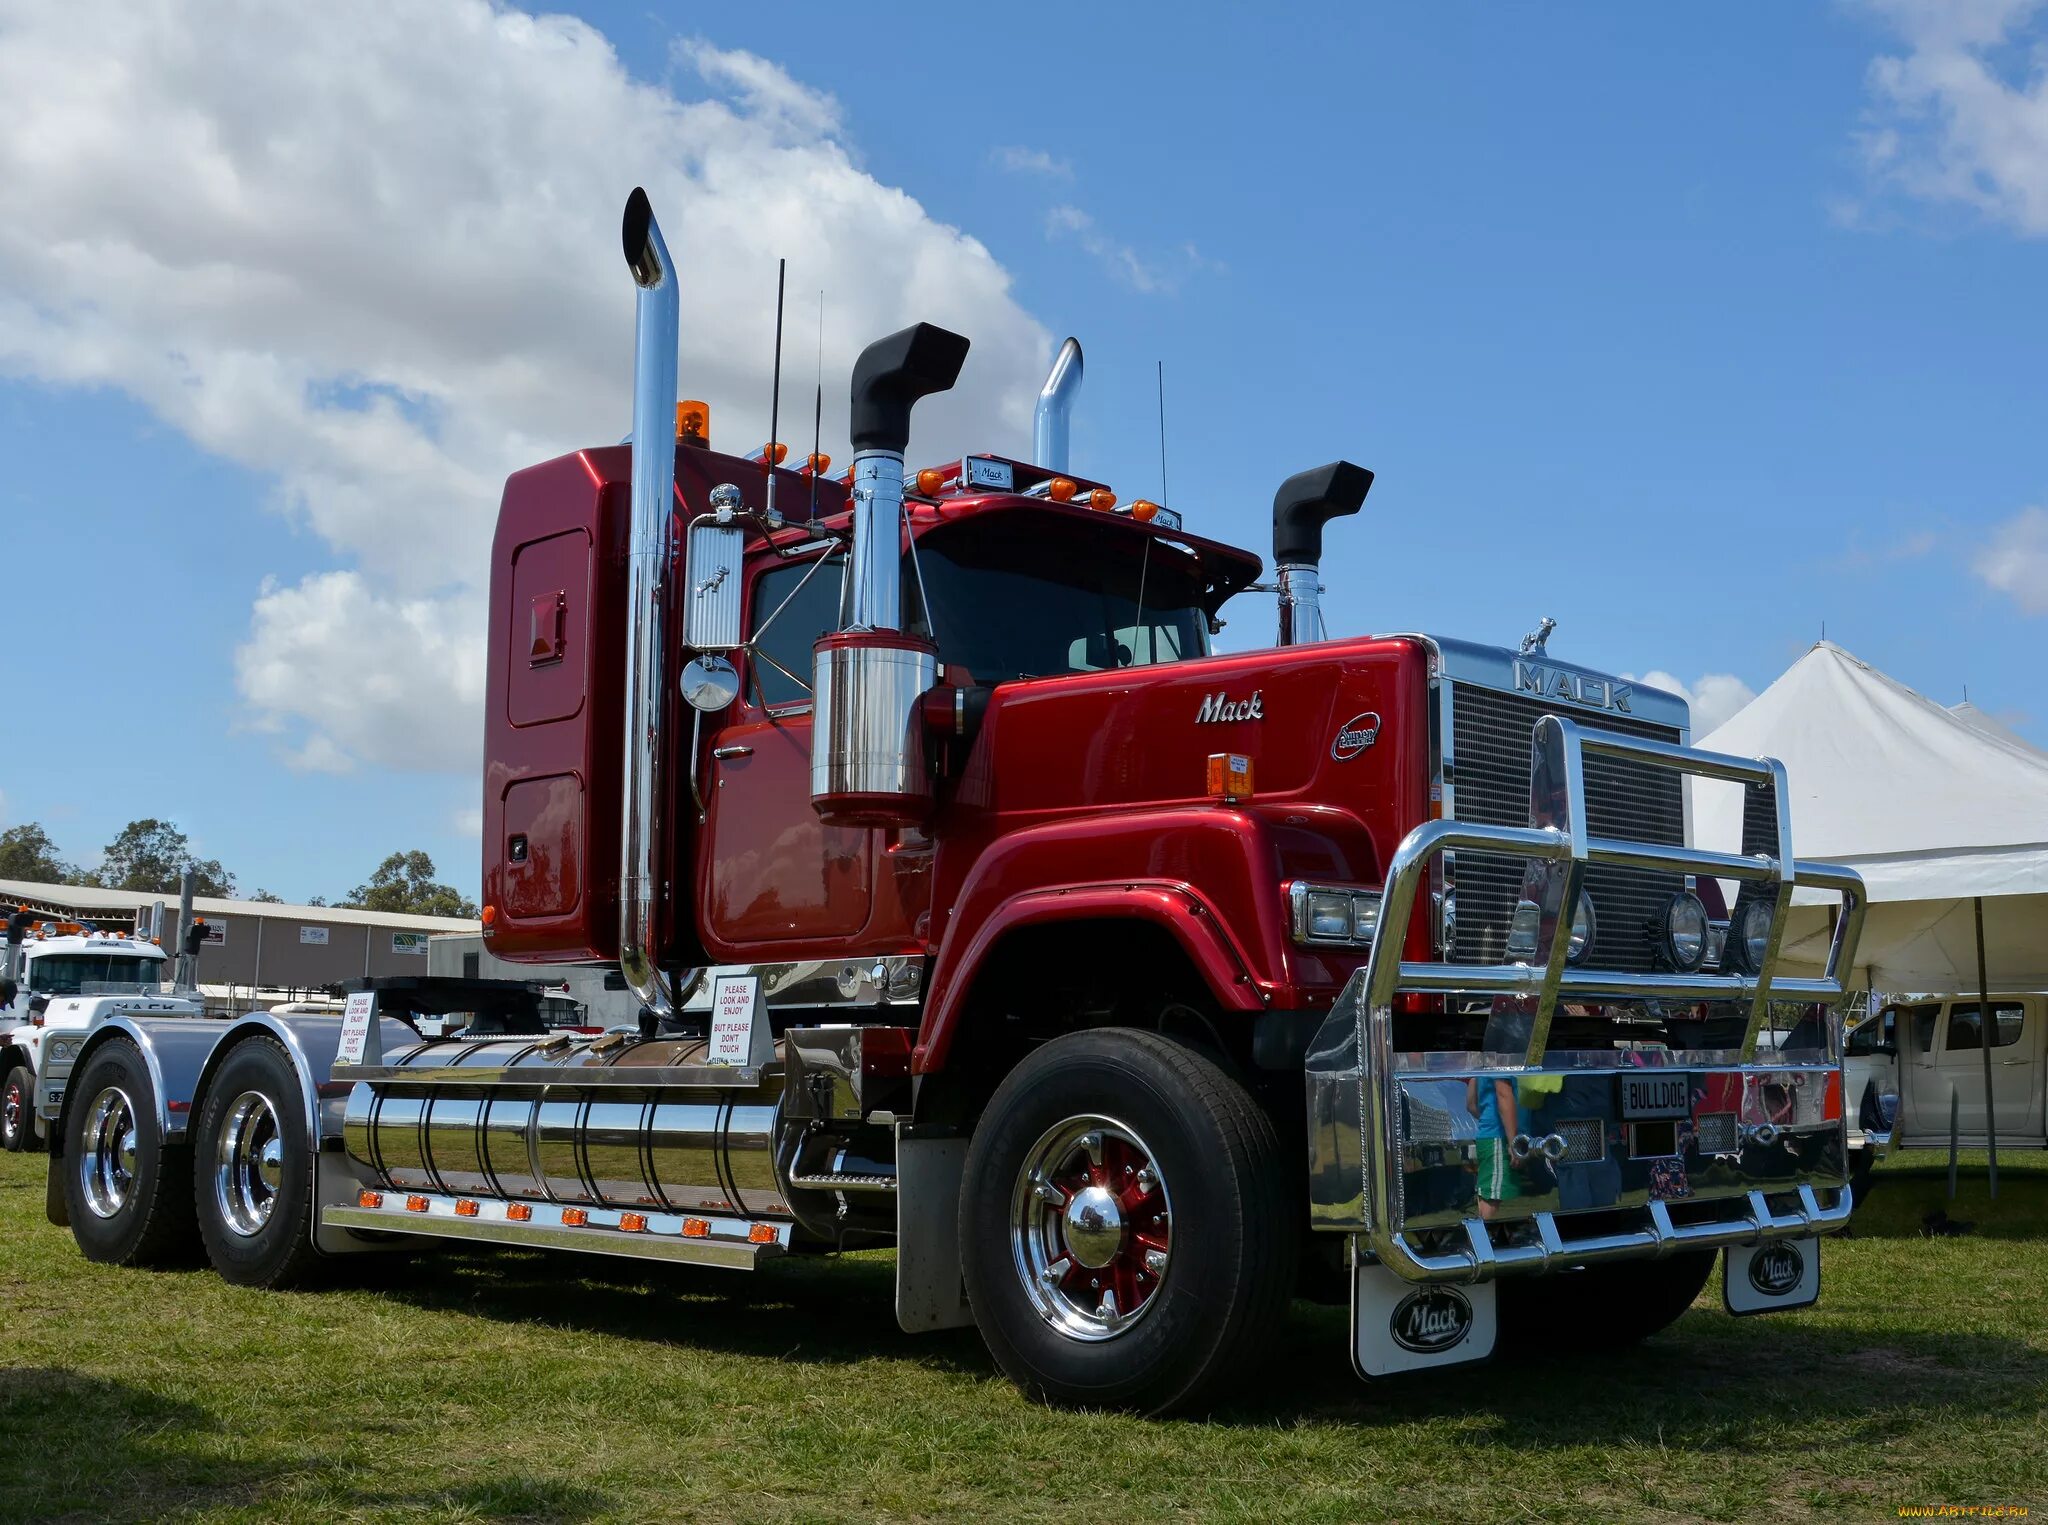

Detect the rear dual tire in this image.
[192,1038,320,1289]
[63,1040,198,1266]
[2,1064,38,1153]
[960,1029,1295,1415]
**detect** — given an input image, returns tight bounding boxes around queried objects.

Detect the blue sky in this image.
[1,0,2043,902]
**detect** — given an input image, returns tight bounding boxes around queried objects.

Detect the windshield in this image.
[917,520,1209,684]
[28,954,166,996]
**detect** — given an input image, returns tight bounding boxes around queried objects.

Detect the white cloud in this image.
[993,146,1072,179]
[1854,0,2048,234]
[1046,205,1173,294]
[0,1,1049,773]
[1625,670,1759,736]
[234,572,485,775]
[452,805,483,839]
[1975,504,2048,613]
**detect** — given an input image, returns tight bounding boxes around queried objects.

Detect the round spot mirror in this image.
[680,654,740,713]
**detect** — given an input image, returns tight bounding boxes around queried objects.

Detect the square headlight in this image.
[1289,883,1382,946]
[1306,892,1353,940]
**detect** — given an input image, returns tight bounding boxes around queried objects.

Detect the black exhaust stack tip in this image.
[1273,460,1373,566]
[621,187,660,286]
[850,322,972,455]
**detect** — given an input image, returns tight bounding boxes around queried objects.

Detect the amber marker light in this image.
[1047,476,1078,503]
[1087,488,1118,511]
[481,904,498,929]
[1130,499,1161,523]
[1206,752,1255,802]
[506,1202,533,1222]
[806,452,831,475]
[915,467,946,496]
[748,1223,778,1244]
[561,1207,589,1227]
[454,1199,480,1218]
[405,1194,429,1213]
[762,441,789,464]
[358,1190,384,1209]
[619,1212,649,1233]
[682,1218,712,1238]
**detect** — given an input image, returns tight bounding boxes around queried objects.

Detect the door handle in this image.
[712,745,753,759]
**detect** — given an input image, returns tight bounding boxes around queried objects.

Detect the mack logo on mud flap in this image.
[1196,690,1263,724]
[1513,660,1632,713]
[1389,1286,1473,1354]
[1748,1242,1805,1298]
[1331,711,1380,761]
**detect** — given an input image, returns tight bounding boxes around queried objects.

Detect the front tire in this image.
[63,1040,198,1266]
[959,1029,1294,1414]
[193,1037,319,1288]
[1499,1249,1717,1351]
[2,1064,38,1153]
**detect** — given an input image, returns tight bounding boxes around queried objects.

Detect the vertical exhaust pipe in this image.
[1032,337,1083,473]
[1272,461,1373,646]
[812,322,969,826]
[619,187,679,1022]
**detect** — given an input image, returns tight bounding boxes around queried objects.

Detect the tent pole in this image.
[1974,895,1997,1201]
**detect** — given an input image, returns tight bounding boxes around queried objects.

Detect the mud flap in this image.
[1723,1237,1820,1316]
[45,1152,69,1228]
[895,1132,973,1333]
[1352,1255,1497,1378]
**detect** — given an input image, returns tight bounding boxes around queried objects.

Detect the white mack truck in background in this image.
[1,910,204,1152]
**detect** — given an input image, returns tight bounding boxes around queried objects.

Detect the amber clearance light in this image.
[1087,487,1117,512]
[914,467,946,496]
[1047,476,1078,503]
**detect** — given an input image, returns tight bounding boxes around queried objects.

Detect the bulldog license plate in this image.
[1620,1072,1691,1120]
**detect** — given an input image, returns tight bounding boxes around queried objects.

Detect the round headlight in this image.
[1659,891,1709,972]
[1733,897,1773,972]
[1565,891,1596,964]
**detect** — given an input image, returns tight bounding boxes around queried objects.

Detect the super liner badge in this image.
[1331,712,1380,761]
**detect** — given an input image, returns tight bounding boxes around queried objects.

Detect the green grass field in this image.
[2,1149,2044,1524]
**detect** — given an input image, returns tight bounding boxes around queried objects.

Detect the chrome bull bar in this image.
[1305,714,1867,1284]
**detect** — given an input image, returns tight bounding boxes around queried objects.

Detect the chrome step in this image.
[322,1190,790,1269]
[787,1169,899,1194]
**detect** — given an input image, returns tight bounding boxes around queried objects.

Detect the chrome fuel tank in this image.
[342,1034,791,1219]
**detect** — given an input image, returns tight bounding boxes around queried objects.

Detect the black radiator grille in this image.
[1448,683,1686,974]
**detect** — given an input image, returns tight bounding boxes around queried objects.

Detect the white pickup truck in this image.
[1844,994,2048,1164]
[1,925,203,1151]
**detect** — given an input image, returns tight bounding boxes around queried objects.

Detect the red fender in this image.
[914,879,1264,1074]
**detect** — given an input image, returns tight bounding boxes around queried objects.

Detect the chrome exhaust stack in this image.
[1273,460,1373,646]
[618,187,680,1023]
[812,322,969,826]
[1032,337,1083,473]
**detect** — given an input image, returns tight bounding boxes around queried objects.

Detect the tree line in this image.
[0,820,477,918]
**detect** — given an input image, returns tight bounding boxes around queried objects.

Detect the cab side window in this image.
[1946,1003,2024,1052]
[1902,1004,1940,1054]
[747,556,844,709]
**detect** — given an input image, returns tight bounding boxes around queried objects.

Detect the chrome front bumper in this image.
[1306,715,1867,1285]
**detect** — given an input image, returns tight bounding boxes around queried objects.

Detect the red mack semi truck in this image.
[41,190,1866,1413]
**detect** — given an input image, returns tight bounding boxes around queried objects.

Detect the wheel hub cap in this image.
[1011,1114,1173,1342]
[79,1086,138,1219]
[1063,1184,1124,1268]
[215,1090,283,1237]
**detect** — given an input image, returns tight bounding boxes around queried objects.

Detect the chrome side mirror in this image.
[681,654,739,713]
[684,522,745,652]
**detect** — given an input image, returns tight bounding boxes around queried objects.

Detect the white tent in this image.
[1950,700,2048,760]
[1693,642,2048,992]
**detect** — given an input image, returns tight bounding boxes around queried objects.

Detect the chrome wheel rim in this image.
[214,1090,284,1237]
[79,1086,139,1219]
[2,1076,22,1143]
[1010,1114,1173,1342]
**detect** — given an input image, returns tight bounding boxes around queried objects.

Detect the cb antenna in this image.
[809,289,824,523]
[766,257,786,522]
[1157,359,1169,501]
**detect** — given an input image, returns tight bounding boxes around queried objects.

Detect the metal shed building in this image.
[0,877,479,996]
